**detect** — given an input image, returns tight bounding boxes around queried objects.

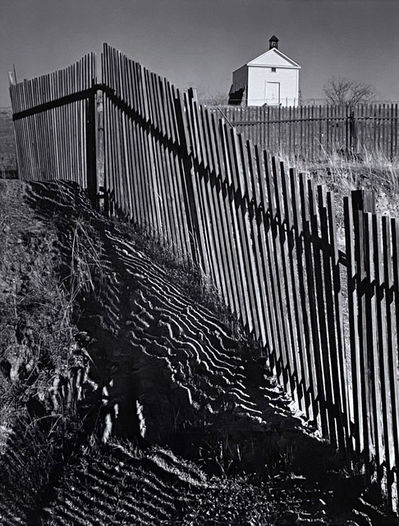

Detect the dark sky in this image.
[1,0,399,107]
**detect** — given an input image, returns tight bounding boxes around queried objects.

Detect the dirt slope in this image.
[0,180,395,525]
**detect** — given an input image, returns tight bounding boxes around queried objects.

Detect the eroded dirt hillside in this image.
[0,180,394,525]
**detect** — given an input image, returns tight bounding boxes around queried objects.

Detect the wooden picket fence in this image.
[10,44,399,513]
[211,104,399,161]
[9,53,98,202]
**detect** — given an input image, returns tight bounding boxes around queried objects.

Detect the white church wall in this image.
[247,66,299,107]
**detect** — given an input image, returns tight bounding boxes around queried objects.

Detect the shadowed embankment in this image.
[0,180,393,525]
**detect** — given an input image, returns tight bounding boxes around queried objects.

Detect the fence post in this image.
[86,87,98,209]
[349,110,357,153]
[174,88,201,268]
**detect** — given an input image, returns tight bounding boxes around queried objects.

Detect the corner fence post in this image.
[86,87,98,209]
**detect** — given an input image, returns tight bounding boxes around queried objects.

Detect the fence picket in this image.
[289,168,316,421]
[387,218,399,505]
[273,159,302,404]
[365,212,384,476]
[372,213,393,499]
[264,152,293,394]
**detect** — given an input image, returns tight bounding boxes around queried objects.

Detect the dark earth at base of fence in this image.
[0,180,397,524]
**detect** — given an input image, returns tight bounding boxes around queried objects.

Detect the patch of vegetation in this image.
[0,181,99,521]
[288,149,399,219]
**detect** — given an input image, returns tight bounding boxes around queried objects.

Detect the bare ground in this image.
[0,180,396,525]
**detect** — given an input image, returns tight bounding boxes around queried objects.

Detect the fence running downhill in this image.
[10,44,399,514]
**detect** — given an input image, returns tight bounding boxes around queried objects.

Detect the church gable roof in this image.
[247,47,301,69]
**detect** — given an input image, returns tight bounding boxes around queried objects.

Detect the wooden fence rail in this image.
[210,104,399,161]
[10,44,399,514]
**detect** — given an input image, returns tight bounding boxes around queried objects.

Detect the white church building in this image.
[228,36,301,107]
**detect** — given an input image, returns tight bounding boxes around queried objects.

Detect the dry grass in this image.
[0,182,98,518]
[276,149,399,260]
[285,148,399,216]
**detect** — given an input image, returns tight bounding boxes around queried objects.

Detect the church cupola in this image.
[269,35,279,50]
